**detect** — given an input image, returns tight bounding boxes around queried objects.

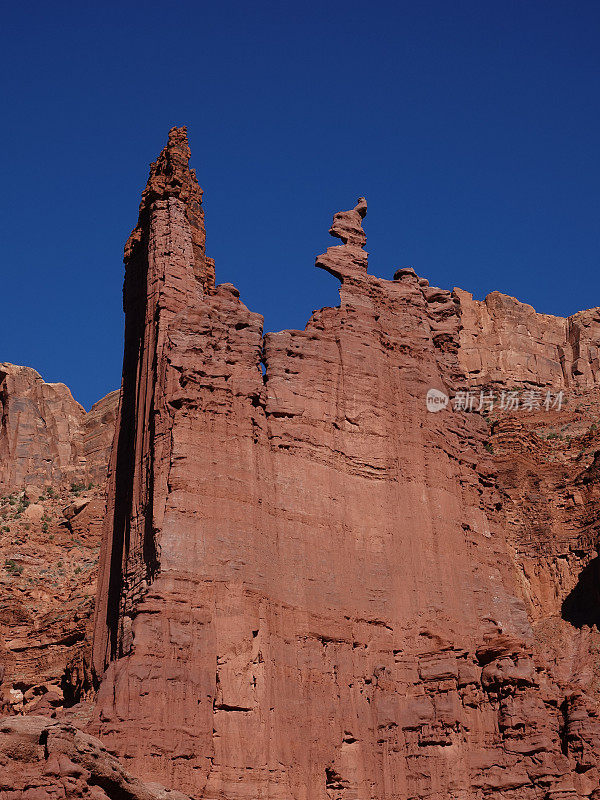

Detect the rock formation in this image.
[2,128,600,798]
[0,368,118,725]
[84,128,600,798]
[0,715,191,799]
[0,364,118,493]
[456,290,600,390]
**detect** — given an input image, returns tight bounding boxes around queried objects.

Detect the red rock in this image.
[455,288,600,390]
[0,364,118,493]
[0,372,118,719]
[88,128,600,798]
[0,715,191,799]
[1,126,600,798]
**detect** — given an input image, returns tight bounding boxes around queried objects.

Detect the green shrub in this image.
[4,559,23,576]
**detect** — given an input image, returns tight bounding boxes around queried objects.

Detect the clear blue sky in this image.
[2,1,599,408]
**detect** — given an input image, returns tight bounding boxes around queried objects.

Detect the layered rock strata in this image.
[90,128,600,798]
[0,364,118,492]
[0,369,118,725]
[456,290,600,390]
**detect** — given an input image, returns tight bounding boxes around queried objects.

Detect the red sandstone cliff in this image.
[0,367,118,730]
[0,363,118,493]
[84,128,600,799]
[456,290,600,390]
[2,128,600,799]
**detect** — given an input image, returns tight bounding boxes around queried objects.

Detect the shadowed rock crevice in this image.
[103,224,151,666]
[562,557,600,629]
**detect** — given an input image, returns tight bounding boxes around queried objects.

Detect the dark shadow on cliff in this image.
[102,210,160,668]
[561,557,600,629]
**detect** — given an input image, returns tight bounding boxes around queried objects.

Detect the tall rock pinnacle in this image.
[93,127,216,679]
[125,126,215,294]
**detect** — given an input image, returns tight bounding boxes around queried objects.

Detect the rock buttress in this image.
[91,132,599,798]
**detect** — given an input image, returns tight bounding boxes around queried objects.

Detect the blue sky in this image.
[2,1,599,408]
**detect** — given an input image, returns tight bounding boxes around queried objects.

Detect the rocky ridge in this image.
[0,364,117,493]
[456,289,600,390]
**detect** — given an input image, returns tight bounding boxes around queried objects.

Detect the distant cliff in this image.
[0,363,118,492]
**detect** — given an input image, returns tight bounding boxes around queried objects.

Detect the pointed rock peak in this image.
[126,127,215,293]
[329,196,367,248]
[141,126,203,208]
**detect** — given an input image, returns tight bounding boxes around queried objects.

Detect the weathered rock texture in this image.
[0,364,118,493]
[89,129,600,798]
[456,290,600,390]
[0,485,104,719]
[0,369,118,723]
[0,715,191,799]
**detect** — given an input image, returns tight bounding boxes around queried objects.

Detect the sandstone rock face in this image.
[0,371,118,720]
[0,715,191,799]
[80,390,121,488]
[0,364,118,493]
[0,485,104,718]
[456,289,600,390]
[91,129,600,798]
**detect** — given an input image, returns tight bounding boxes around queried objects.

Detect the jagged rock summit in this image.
[126,125,215,294]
